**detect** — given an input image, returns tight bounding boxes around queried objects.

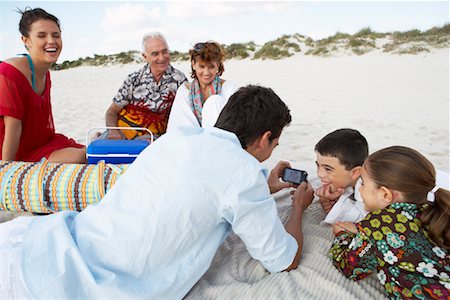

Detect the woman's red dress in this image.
[0,62,83,162]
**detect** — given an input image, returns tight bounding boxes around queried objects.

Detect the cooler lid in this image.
[87,139,150,155]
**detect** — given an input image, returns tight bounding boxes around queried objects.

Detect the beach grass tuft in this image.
[51,24,450,70]
[225,42,256,59]
[254,35,301,60]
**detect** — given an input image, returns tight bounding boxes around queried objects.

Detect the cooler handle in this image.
[86,126,154,147]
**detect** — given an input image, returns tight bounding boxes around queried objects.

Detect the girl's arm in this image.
[329,224,378,280]
[332,221,357,235]
[2,116,22,160]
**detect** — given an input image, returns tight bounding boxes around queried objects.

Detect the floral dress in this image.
[330,202,450,299]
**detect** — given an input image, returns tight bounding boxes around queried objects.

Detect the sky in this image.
[1,1,449,62]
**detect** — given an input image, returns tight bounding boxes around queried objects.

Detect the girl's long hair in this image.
[365,146,450,250]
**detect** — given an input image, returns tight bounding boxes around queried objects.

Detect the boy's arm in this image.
[316,184,344,213]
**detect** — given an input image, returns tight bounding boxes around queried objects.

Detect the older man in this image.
[105,32,186,140]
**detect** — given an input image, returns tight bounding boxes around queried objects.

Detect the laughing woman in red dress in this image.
[0,8,86,163]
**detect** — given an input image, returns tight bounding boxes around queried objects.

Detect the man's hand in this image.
[108,129,124,140]
[268,161,294,194]
[292,182,314,211]
[315,184,344,213]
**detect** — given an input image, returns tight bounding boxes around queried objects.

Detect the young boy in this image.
[313,128,369,223]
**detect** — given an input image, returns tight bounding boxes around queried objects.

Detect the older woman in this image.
[0,8,85,163]
[167,41,238,130]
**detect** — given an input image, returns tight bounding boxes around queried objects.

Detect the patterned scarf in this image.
[189,75,222,125]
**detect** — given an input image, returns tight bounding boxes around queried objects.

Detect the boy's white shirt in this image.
[310,177,368,224]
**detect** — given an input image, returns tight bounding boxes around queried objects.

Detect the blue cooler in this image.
[87,139,150,164]
[86,127,153,164]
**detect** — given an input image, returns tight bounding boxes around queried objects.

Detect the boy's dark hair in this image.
[314,128,368,170]
[18,7,60,37]
[215,85,291,148]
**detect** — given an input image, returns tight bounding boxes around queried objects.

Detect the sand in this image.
[0,49,449,298]
[51,48,449,176]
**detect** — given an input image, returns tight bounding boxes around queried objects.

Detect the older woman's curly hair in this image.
[189,41,225,79]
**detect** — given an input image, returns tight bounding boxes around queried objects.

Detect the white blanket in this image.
[185,190,387,300]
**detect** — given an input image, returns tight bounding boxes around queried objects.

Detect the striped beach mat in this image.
[0,160,128,213]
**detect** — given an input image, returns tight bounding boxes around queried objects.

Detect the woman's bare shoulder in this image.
[3,57,29,75]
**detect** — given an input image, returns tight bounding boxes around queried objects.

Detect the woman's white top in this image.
[167,80,239,131]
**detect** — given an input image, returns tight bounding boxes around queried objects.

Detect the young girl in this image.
[330,146,449,299]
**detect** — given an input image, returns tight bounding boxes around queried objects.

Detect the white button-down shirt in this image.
[22,127,298,299]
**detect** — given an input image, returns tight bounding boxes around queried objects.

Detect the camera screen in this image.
[282,168,306,184]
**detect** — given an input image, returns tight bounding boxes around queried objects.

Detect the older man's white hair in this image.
[142,32,168,53]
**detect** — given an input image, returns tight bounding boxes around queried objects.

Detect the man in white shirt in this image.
[0,85,313,299]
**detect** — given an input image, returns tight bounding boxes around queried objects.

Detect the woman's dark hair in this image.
[18,7,60,37]
[215,85,291,148]
[365,146,450,250]
[189,41,225,79]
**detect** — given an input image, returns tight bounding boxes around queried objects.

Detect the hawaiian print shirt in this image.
[113,63,186,112]
[113,64,186,138]
[330,203,450,300]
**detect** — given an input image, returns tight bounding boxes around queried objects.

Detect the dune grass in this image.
[254,35,301,60]
[51,24,449,69]
[225,42,256,59]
